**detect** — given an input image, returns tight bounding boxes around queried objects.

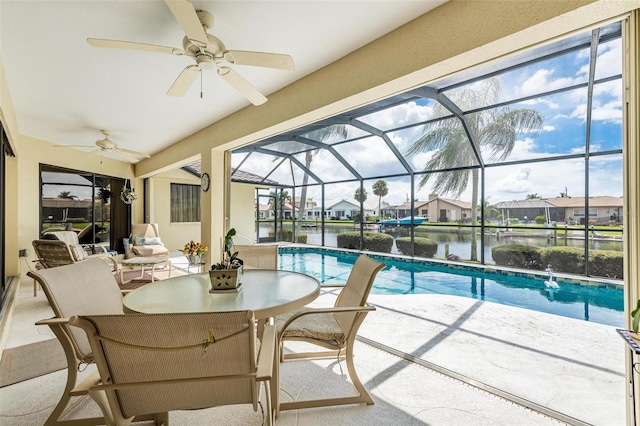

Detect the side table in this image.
[186,262,205,274]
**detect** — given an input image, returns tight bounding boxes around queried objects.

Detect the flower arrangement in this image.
[183,240,208,256]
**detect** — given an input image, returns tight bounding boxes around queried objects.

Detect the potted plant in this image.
[209,228,243,292]
[120,187,137,204]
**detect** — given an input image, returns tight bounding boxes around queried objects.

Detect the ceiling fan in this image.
[87,0,295,105]
[54,130,151,163]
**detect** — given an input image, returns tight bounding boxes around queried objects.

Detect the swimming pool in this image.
[278,246,624,327]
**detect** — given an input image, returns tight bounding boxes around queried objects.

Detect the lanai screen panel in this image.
[400,116,479,172]
[589,77,623,153]
[594,37,622,81]
[589,39,623,152]
[231,151,294,186]
[356,98,444,131]
[291,149,354,184]
[466,86,588,165]
[302,124,370,145]
[590,154,623,200]
[261,140,314,155]
[332,135,407,179]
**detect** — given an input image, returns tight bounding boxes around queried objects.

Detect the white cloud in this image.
[591,100,623,124]
[569,99,622,124]
[519,69,578,97]
[570,146,586,154]
[491,166,534,194]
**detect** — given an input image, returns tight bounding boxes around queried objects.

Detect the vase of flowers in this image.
[183,240,208,265]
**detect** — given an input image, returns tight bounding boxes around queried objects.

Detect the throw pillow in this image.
[144,237,162,245]
[68,244,86,261]
[133,236,162,246]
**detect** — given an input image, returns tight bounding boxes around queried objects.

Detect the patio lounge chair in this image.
[234,244,279,270]
[27,258,159,426]
[32,236,118,296]
[274,254,385,415]
[69,311,276,426]
[128,223,169,258]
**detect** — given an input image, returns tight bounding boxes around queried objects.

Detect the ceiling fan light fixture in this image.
[87,0,294,105]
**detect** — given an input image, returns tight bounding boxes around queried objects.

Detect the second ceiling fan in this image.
[88,0,295,105]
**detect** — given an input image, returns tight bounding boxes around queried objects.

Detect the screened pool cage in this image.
[230,21,624,279]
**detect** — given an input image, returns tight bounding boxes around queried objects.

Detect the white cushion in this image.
[132,245,169,256]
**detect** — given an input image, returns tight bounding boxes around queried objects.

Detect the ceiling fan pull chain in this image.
[200,68,203,99]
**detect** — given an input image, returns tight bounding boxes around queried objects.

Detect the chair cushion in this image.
[276,308,346,346]
[132,245,169,256]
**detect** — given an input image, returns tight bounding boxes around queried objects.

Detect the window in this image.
[171,183,200,222]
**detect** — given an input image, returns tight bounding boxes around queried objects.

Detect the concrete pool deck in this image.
[0,278,627,425]
[361,292,626,425]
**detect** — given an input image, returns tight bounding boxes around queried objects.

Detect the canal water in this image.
[259,224,623,262]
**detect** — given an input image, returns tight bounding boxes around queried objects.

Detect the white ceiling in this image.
[1,1,445,162]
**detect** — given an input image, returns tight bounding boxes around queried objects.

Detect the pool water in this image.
[278,247,624,327]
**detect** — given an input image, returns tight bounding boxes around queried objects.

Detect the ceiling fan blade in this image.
[87,38,184,56]
[217,66,267,106]
[53,144,96,149]
[113,152,143,163]
[224,50,295,71]
[82,149,101,158]
[118,148,151,159]
[164,0,208,47]
[167,65,201,97]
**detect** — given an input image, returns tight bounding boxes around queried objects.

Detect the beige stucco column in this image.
[202,148,228,269]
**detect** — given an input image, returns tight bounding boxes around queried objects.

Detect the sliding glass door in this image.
[0,124,10,312]
[39,164,130,253]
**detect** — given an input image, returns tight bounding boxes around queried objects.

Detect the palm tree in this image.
[526,193,541,199]
[406,78,543,260]
[354,187,367,203]
[268,190,290,220]
[372,179,388,219]
[57,191,77,200]
[483,200,500,222]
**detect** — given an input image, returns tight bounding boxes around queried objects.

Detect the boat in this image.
[379,217,426,227]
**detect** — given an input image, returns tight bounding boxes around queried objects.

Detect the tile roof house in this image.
[496,196,623,224]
